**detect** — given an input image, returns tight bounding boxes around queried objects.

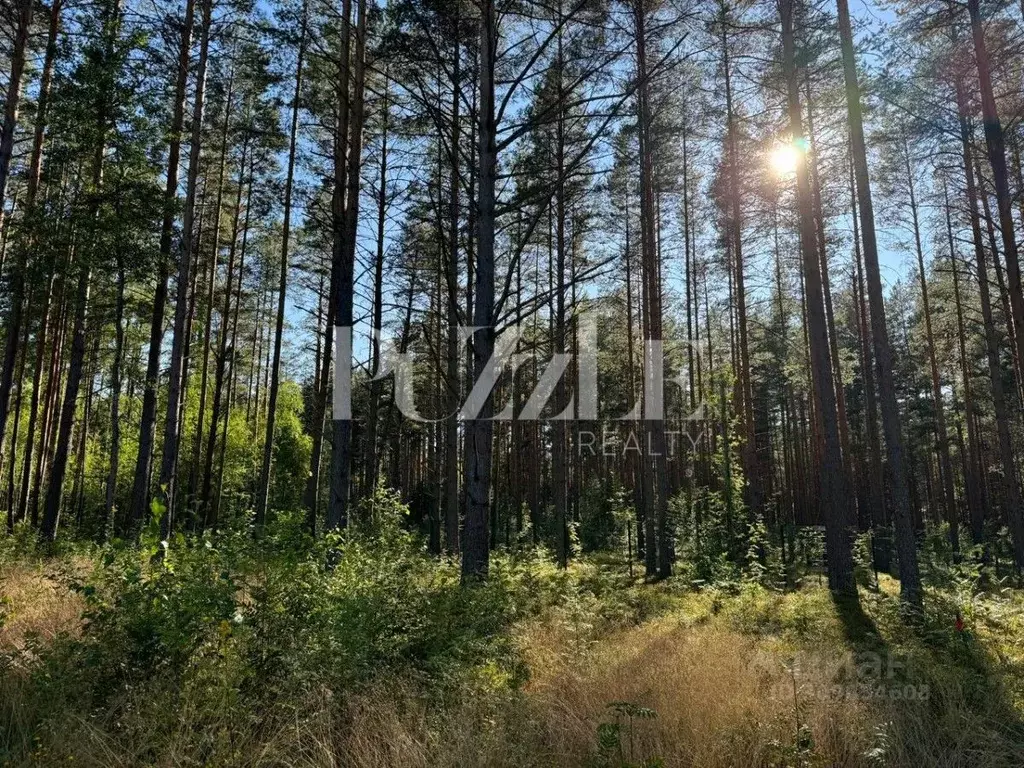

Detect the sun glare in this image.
[771,143,801,175]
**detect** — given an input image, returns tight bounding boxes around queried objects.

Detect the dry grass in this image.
[4,561,1024,767]
[300,590,1024,768]
[309,611,875,768]
[513,613,872,767]
[0,560,83,653]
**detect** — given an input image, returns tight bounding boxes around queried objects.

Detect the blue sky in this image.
[281,0,927,380]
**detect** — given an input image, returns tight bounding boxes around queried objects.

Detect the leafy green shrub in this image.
[592,702,662,768]
[1,496,558,762]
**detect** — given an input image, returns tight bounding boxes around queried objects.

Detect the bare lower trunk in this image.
[156,0,212,538]
[462,0,497,580]
[444,48,461,555]
[722,10,760,525]
[968,0,1024,442]
[130,0,196,528]
[364,74,389,504]
[634,0,671,580]
[786,0,856,598]
[102,264,126,538]
[944,181,983,543]
[328,0,365,532]
[41,271,90,540]
[903,139,958,553]
[0,0,37,489]
[255,8,305,526]
[203,131,249,527]
[836,0,919,605]
[957,76,1024,567]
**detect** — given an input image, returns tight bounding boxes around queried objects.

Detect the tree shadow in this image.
[832,589,1024,763]
[831,591,885,650]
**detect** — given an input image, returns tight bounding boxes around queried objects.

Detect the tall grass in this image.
[3,521,1024,766]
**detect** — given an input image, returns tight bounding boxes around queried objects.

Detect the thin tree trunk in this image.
[836,0,920,605]
[462,0,497,580]
[102,261,126,538]
[212,160,253,523]
[30,279,67,527]
[945,181,983,543]
[188,69,235,522]
[5,302,30,532]
[71,336,99,527]
[156,0,212,537]
[203,116,251,527]
[444,43,461,555]
[328,0,365,532]
[0,0,37,485]
[41,270,90,541]
[967,0,1024,429]
[130,0,196,527]
[553,8,569,568]
[902,136,958,553]
[364,73,388,503]
[956,74,1024,568]
[785,0,856,598]
[0,0,33,242]
[41,0,120,541]
[255,4,307,526]
[721,3,762,531]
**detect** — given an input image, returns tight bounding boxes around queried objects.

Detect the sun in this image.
[771,143,802,175]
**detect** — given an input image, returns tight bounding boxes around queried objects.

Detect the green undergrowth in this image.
[3,502,1024,765]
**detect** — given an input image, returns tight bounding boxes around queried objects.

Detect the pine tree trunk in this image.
[102,262,126,538]
[785,0,856,598]
[212,160,253,523]
[203,125,251,525]
[364,72,388,505]
[634,0,671,580]
[40,271,89,540]
[328,0,365,532]
[0,0,36,489]
[852,176,889,572]
[0,0,33,242]
[5,302,30,532]
[42,0,120,541]
[130,0,196,527]
[254,7,306,525]
[722,10,762,530]
[461,0,497,580]
[902,138,958,554]
[30,282,67,527]
[944,181,984,543]
[156,0,212,537]
[836,0,919,605]
[956,75,1024,567]
[444,46,461,555]
[807,83,854,530]
[967,0,1024,418]
[188,71,235,524]
[975,164,1021,405]
[304,0,351,531]
[71,336,99,527]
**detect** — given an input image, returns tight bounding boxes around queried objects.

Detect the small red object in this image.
[955,612,965,632]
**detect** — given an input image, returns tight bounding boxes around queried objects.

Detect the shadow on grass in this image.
[833,588,1024,764]
[831,591,885,650]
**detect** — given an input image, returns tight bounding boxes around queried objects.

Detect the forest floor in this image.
[3,540,1024,767]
